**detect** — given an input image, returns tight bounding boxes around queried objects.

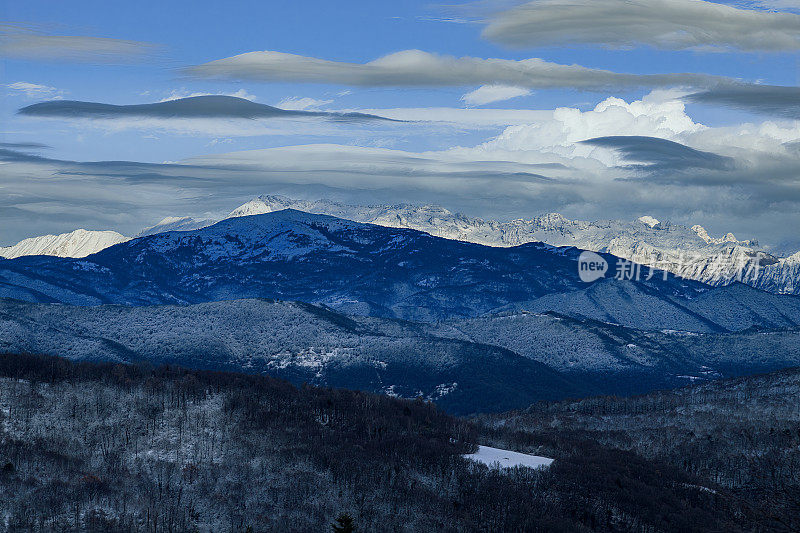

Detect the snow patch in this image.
[464,445,553,470]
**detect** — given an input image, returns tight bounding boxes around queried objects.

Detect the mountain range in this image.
[3,195,798,294]
[2,208,800,412]
[231,196,800,295]
[3,209,800,330]
[0,209,710,321]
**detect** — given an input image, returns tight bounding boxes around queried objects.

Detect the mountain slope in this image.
[0,352,773,532]
[136,216,215,237]
[430,310,800,387]
[0,297,588,414]
[1,297,799,411]
[475,366,800,532]
[500,279,800,332]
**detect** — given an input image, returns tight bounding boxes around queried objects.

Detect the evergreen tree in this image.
[331,513,355,533]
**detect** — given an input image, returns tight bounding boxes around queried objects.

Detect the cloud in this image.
[480,0,800,51]
[686,85,800,118]
[6,81,64,99]
[461,84,531,106]
[0,143,567,244]
[18,95,396,122]
[160,88,257,102]
[0,142,49,150]
[4,91,800,247]
[474,89,800,168]
[0,24,157,63]
[755,0,800,10]
[580,136,736,172]
[1,128,800,249]
[337,107,552,127]
[277,97,334,110]
[479,89,705,162]
[185,49,729,90]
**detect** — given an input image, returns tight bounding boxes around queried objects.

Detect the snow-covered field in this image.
[464,445,553,469]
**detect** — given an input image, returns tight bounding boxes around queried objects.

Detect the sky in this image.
[2,0,800,252]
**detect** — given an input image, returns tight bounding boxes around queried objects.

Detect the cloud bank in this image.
[186,49,728,90]
[686,85,800,118]
[479,89,705,162]
[18,95,395,122]
[0,24,157,63]
[5,90,800,248]
[481,0,800,51]
[580,136,736,172]
[461,85,531,106]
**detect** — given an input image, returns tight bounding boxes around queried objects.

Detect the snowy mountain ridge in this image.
[225,195,798,294]
[0,229,128,259]
[0,209,712,322]
[3,195,798,295]
[229,195,758,250]
[136,216,217,237]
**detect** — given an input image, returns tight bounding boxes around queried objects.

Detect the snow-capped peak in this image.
[692,225,742,246]
[691,225,712,243]
[532,212,570,229]
[0,229,128,259]
[785,251,800,265]
[227,195,294,218]
[638,216,660,228]
[137,216,215,237]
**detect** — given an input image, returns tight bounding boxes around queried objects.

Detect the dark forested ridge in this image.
[475,367,800,532]
[3,297,800,417]
[0,353,796,532]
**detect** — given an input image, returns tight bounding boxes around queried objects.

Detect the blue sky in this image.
[2,0,800,249]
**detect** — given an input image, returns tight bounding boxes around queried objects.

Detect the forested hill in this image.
[475,367,800,532]
[0,353,791,532]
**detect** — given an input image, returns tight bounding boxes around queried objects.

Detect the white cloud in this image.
[477,89,800,164]
[277,96,334,110]
[449,90,800,191]
[6,81,64,99]
[461,85,531,106]
[0,24,157,63]
[336,107,551,126]
[482,0,800,51]
[186,49,728,90]
[477,90,705,163]
[159,88,257,102]
[20,116,384,138]
[207,138,233,147]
